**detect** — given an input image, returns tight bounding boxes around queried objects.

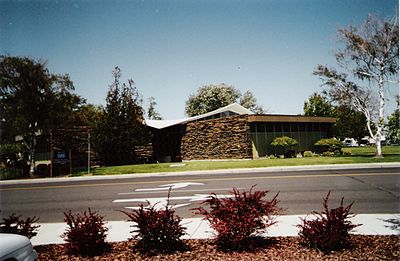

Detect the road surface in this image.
[1,166,399,222]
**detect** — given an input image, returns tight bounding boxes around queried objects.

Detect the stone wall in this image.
[181,115,252,160]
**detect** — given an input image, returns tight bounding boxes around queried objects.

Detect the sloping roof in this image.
[145,103,254,129]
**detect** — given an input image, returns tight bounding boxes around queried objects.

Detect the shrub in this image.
[194,186,282,251]
[0,212,40,239]
[342,148,352,156]
[322,151,335,157]
[297,192,360,253]
[267,154,276,159]
[271,136,298,157]
[303,151,314,157]
[62,208,109,256]
[121,193,187,255]
[315,138,342,153]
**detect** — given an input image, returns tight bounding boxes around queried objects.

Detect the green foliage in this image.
[271,136,298,156]
[303,92,334,117]
[303,151,315,157]
[147,96,163,120]
[0,212,40,239]
[185,83,264,116]
[0,55,84,136]
[194,186,282,251]
[341,148,352,156]
[0,143,28,179]
[313,15,399,158]
[0,55,84,175]
[239,90,265,114]
[271,136,298,148]
[73,104,104,127]
[332,105,369,141]
[185,83,240,116]
[386,103,400,145]
[62,209,109,256]
[93,67,150,166]
[315,138,342,153]
[297,192,360,253]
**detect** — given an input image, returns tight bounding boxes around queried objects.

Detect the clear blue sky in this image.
[1,0,398,119]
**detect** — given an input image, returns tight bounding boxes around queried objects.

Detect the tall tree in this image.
[314,15,398,157]
[147,97,162,120]
[303,92,334,117]
[386,95,400,145]
[93,67,149,166]
[185,83,264,116]
[332,105,369,141]
[73,104,104,127]
[0,55,84,176]
[239,90,265,114]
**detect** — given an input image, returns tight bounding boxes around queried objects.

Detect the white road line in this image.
[118,187,242,195]
[135,182,204,192]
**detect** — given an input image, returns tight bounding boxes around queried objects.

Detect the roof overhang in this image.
[248,115,336,123]
[145,103,254,129]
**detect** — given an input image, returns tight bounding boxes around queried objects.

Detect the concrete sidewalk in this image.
[31,213,400,246]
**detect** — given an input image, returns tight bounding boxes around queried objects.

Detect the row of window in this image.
[195,111,238,121]
[250,122,331,133]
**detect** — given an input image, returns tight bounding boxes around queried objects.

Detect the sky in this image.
[1,0,398,120]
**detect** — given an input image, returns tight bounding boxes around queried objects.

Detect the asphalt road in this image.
[1,166,399,222]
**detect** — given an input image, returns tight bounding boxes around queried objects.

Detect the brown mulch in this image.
[35,235,399,260]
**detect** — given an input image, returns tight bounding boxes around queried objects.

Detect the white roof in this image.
[145,103,254,129]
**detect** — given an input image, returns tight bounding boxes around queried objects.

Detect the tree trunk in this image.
[28,134,36,177]
[374,69,385,158]
[374,131,383,158]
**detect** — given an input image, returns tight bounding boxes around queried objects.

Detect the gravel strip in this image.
[36,235,399,260]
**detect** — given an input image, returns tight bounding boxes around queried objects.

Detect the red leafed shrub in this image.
[62,208,109,256]
[193,186,282,251]
[0,212,40,239]
[297,191,360,253]
[120,194,187,255]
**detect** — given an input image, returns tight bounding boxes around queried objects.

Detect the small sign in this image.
[53,150,70,163]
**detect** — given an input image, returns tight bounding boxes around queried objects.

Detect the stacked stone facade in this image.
[181,115,252,160]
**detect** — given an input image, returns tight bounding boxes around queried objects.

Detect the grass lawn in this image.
[73,146,400,176]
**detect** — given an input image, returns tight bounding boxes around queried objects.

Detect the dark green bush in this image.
[303,151,315,157]
[315,138,342,153]
[271,136,298,157]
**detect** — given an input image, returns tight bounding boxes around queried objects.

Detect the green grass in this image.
[72,146,400,176]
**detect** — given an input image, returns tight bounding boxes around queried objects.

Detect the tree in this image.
[239,90,265,114]
[332,105,369,141]
[0,55,84,176]
[303,92,334,117]
[386,95,400,145]
[270,136,298,157]
[314,138,342,153]
[147,97,162,120]
[73,104,104,128]
[314,15,398,157]
[93,67,150,166]
[185,83,264,116]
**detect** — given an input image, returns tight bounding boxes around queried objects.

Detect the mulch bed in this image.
[36,235,399,260]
